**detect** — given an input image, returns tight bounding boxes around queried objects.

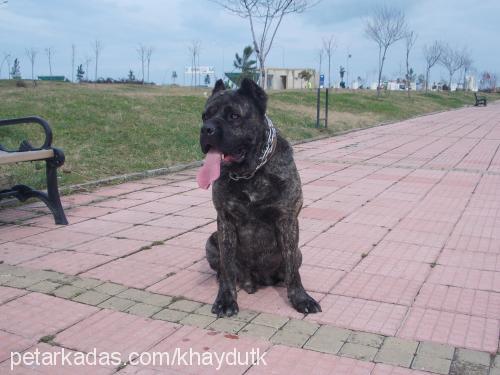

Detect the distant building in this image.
[465,75,478,91]
[264,68,316,90]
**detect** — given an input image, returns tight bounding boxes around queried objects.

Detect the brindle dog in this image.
[197,78,321,317]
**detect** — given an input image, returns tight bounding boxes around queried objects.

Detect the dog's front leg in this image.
[278,216,322,314]
[212,213,239,317]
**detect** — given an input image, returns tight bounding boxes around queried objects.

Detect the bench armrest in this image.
[0,116,53,152]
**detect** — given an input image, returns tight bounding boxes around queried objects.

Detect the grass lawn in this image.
[0,80,497,190]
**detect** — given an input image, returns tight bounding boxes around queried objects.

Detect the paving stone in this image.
[348,331,385,348]
[282,319,320,335]
[455,348,491,366]
[271,328,310,348]
[303,325,351,354]
[228,309,258,322]
[153,308,189,323]
[29,270,63,282]
[53,285,85,299]
[98,296,136,311]
[169,299,202,312]
[47,274,78,284]
[449,361,489,375]
[339,342,378,361]
[179,313,216,328]
[239,323,277,340]
[27,280,60,293]
[141,293,173,307]
[417,341,455,359]
[72,290,110,305]
[374,337,418,368]
[117,288,153,302]
[0,274,14,285]
[126,303,162,317]
[71,278,103,290]
[207,318,246,334]
[3,276,37,288]
[494,355,500,367]
[94,282,127,296]
[412,355,451,374]
[252,312,289,329]
[194,303,217,317]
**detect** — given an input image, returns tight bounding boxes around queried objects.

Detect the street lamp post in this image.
[346,52,352,88]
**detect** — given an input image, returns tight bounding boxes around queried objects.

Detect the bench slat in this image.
[0,149,54,165]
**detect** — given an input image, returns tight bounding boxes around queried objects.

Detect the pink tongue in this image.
[197,149,222,189]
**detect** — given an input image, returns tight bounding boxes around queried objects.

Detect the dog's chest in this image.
[216,176,281,219]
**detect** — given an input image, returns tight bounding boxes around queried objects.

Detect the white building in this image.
[264,68,317,90]
[465,75,478,91]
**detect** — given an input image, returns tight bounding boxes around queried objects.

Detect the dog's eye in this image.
[230,113,240,120]
[202,112,207,121]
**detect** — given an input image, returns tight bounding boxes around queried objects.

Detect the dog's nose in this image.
[201,122,217,136]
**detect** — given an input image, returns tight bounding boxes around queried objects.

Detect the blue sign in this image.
[319,74,325,88]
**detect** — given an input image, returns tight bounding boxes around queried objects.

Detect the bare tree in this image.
[440,44,464,90]
[214,0,316,89]
[44,47,54,76]
[188,40,201,87]
[71,44,76,82]
[422,41,443,92]
[25,47,38,81]
[365,5,406,96]
[322,35,336,88]
[1,53,11,79]
[137,44,146,83]
[146,46,154,83]
[404,30,417,97]
[93,40,102,81]
[0,53,10,78]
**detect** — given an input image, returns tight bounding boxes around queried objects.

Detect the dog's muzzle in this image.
[200,122,221,154]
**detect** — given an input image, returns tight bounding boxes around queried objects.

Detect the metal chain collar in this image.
[229,114,277,181]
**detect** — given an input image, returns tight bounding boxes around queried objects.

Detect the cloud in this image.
[0,0,498,83]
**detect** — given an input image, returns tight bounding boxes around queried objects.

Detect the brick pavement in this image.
[1,103,500,373]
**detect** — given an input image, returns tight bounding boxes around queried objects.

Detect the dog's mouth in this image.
[222,149,246,164]
[197,146,246,189]
[206,145,246,165]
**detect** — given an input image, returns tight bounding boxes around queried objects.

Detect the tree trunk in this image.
[258,55,266,89]
[425,68,430,93]
[377,47,387,98]
[377,46,387,97]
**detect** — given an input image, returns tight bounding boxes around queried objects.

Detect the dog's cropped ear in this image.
[212,79,226,96]
[238,78,267,115]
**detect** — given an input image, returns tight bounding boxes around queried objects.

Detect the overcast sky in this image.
[0,0,498,85]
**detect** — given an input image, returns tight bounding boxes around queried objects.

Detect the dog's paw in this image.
[211,295,239,317]
[290,292,322,315]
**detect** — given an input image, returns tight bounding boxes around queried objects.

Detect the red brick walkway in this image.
[1,103,499,373]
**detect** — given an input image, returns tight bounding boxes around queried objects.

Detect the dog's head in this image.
[199,78,269,175]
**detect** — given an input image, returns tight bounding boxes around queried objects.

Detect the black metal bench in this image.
[474,93,487,106]
[0,116,68,224]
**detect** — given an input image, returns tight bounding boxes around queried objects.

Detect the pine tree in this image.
[11,58,21,79]
[234,46,257,84]
[76,64,85,82]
